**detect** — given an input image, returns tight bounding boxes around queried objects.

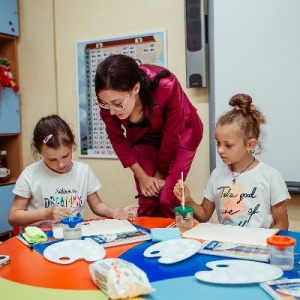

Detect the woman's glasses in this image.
[97,90,131,111]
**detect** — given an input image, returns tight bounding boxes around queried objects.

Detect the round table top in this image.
[0,217,174,290]
[1,219,299,300]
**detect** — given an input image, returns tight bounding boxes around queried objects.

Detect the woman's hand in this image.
[154,172,166,191]
[130,163,165,197]
[111,205,139,222]
[139,174,165,197]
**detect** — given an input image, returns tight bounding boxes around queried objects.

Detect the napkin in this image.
[151,228,181,242]
[22,226,48,244]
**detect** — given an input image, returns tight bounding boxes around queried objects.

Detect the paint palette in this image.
[43,240,106,264]
[195,260,283,284]
[143,239,201,264]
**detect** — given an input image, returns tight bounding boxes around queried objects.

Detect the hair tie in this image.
[249,104,256,112]
[43,134,53,144]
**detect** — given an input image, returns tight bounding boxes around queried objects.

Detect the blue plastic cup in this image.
[60,216,83,240]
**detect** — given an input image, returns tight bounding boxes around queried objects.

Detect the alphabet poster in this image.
[76,30,166,158]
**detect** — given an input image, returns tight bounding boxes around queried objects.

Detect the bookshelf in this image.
[0,1,20,237]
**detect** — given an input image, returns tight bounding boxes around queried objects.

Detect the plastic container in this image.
[266,236,296,270]
[174,206,194,230]
[0,150,10,182]
[60,216,83,240]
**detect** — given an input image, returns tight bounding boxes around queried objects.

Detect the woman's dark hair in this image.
[31,114,75,157]
[94,54,170,115]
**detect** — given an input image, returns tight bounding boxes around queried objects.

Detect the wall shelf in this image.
[0,2,20,236]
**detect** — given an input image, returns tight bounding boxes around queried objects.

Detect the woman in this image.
[94,54,203,218]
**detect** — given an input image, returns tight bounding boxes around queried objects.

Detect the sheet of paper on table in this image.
[182,223,278,246]
[53,219,137,239]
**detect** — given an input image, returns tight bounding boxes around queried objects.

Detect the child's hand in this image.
[112,205,139,222]
[49,206,72,221]
[173,179,191,204]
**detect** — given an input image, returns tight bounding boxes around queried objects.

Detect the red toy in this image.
[0,57,19,92]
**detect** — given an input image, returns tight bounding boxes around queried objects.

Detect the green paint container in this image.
[174,206,194,230]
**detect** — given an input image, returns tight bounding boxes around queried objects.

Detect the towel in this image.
[151,228,181,242]
[22,226,48,244]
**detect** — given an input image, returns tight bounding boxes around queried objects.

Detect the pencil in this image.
[16,235,33,250]
[134,193,143,199]
[166,222,176,228]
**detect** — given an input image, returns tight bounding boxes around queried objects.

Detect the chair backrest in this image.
[13,226,20,236]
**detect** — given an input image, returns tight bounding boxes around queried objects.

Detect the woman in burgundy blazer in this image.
[95,54,203,218]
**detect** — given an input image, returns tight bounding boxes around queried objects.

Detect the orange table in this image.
[0,217,174,290]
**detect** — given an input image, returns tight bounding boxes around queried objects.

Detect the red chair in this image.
[13,226,20,236]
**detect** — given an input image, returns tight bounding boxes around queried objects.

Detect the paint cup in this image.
[174,206,194,230]
[0,150,10,182]
[0,167,10,178]
[60,216,83,240]
[267,236,296,270]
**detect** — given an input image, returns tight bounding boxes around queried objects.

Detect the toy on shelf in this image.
[0,57,19,92]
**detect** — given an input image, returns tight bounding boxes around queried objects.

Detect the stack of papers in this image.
[53,219,137,239]
[182,223,278,246]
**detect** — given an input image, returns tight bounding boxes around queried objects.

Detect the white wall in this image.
[208,0,300,184]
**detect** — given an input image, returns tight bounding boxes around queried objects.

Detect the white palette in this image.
[43,240,106,264]
[143,239,201,264]
[195,260,283,284]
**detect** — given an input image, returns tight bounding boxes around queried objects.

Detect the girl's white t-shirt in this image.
[13,160,101,227]
[204,161,290,228]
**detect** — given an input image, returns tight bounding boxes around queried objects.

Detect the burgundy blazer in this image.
[100,64,203,175]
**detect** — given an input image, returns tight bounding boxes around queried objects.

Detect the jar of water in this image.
[60,216,83,240]
[174,206,194,230]
[0,150,10,182]
[267,236,296,270]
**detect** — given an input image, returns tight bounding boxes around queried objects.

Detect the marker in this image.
[134,193,143,199]
[16,235,33,250]
[0,255,10,268]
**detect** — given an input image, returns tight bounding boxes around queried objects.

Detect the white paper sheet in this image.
[182,223,278,246]
[53,219,137,239]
